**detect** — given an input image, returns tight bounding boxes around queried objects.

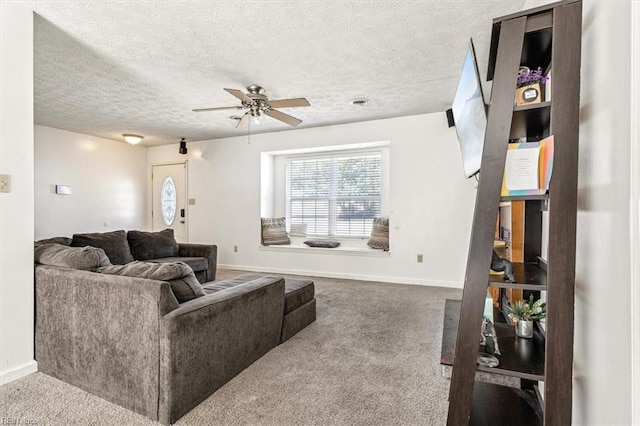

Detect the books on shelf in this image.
[501,135,554,197]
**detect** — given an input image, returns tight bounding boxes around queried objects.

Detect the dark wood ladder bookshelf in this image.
[444,1,582,424]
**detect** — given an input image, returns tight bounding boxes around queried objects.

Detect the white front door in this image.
[152,163,187,242]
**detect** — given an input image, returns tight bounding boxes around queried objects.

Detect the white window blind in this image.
[286,152,382,237]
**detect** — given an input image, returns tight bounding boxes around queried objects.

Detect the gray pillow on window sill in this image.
[304,240,341,248]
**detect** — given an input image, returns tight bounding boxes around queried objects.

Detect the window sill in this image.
[258,244,390,257]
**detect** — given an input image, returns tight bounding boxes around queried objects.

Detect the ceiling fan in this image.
[193,85,310,128]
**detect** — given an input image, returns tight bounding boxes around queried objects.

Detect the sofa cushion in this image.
[367,217,390,251]
[34,236,72,247]
[151,256,208,273]
[202,274,315,315]
[98,261,205,303]
[71,230,135,265]
[202,273,267,295]
[261,217,290,246]
[127,229,180,261]
[35,243,112,271]
[283,278,315,314]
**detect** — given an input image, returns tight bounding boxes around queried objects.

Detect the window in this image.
[286,152,382,237]
[161,176,177,225]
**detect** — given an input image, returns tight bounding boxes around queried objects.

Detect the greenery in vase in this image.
[516,66,549,88]
[507,295,546,321]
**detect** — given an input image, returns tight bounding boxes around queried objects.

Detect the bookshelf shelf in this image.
[441,300,546,381]
[488,262,547,290]
[469,382,543,426]
[511,104,551,141]
[500,194,548,202]
[514,101,551,112]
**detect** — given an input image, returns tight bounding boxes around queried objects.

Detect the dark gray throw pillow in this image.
[71,230,134,265]
[35,244,112,271]
[34,236,72,247]
[97,260,205,303]
[127,229,180,260]
[304,240,341,248]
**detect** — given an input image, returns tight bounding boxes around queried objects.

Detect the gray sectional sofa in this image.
[36,229,217,283]
[33,230,316,424]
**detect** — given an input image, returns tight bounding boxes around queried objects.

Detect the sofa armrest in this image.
[158,276,285,424]
[35,265,180,421]
[178,243,217,281]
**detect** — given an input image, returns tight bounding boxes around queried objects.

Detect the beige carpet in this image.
[0,270,462,425]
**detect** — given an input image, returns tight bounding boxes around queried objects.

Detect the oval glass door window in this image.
[161,177,177,225]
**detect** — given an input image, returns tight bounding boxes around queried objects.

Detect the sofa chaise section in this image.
[159,276,285,424]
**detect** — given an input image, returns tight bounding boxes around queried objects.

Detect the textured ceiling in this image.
[22,1,525,146]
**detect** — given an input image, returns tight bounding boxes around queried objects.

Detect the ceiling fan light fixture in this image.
[349,98,370,107]
[123,134,144,144]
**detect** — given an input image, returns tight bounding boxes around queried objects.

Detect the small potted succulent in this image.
[515,66,549,105]
[507,294,546,338]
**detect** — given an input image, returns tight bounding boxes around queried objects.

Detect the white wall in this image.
[0,4,36,384]
[148,113,478,287]
[573,1,635,424]
[34,126,148,239]
[632,4,640,424]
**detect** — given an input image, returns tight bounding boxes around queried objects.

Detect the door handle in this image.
[180,209,185,218]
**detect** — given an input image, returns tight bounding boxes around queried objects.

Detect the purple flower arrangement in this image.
[516,66,549,88]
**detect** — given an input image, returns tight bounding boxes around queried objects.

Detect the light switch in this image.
[55,185,72,195]
[188,198,196,205]
[0,174,10,193]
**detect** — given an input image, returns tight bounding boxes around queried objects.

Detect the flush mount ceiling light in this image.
[349,98,370,107]
[122,134,143,145]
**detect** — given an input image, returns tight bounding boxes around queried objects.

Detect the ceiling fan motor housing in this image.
[246,85,265,95]
[245,87,269,116]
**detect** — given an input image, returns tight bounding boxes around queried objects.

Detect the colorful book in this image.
[501,135,554,197]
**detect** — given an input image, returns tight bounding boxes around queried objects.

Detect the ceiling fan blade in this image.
[266,98,310,108]
[224,88,253,104]
[192,106,243,112]
[264,109,302,127]
[236,113,250,129]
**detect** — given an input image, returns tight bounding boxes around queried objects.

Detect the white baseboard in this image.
[218,263,462,289]
[0,360,37,385]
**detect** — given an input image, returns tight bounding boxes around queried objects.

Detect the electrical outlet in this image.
[234,245,238,253]
[0,174,11,193]
[417,254,424,263]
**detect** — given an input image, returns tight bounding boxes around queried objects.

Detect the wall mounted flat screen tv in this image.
[451,38,487,178]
